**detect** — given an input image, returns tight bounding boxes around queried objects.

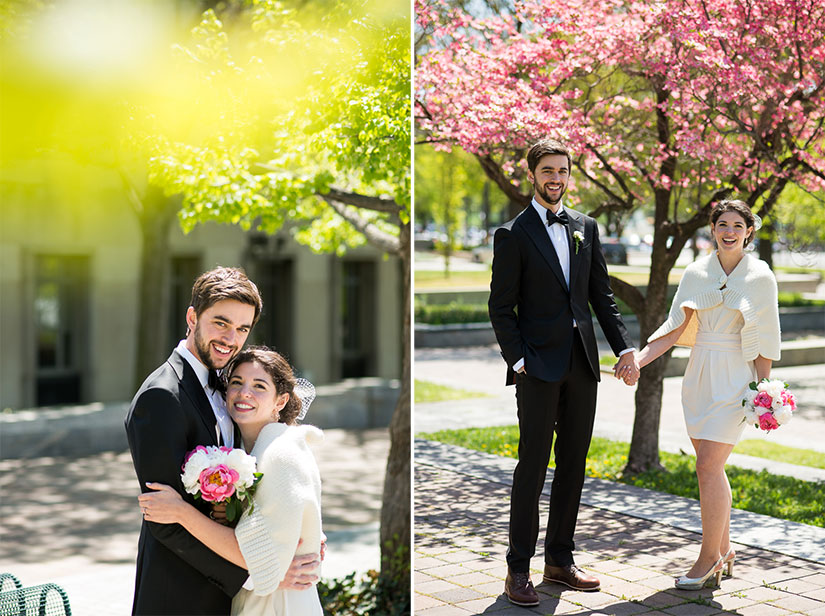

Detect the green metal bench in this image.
[0,582,71,616]
[0,576,21,594]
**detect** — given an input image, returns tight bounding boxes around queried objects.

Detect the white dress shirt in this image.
[175,340,235,448]
[512,199,633,372]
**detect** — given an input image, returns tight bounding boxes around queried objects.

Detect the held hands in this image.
[613,351,640,386]
[139,482,186,524]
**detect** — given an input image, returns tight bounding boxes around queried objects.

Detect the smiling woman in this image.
[637,198,780,590]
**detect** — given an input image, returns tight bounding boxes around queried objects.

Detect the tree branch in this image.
[609,275,645,315]
[585,144,634,202]
[320,194,400,255]
[118,168,146,219]
[475,153,530,206]
[322,188,400,214]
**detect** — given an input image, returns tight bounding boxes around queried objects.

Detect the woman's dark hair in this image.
[226,346,302,425]
[711,199,757,248]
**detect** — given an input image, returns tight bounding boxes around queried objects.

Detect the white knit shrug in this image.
[648,252,781,361]
[234,423,323,596]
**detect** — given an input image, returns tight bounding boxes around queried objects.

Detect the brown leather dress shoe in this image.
[504,569,540,606]
[543,564,600,591]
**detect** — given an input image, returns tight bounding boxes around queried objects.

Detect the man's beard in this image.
[194,324,236,371]
[536,182,565,206]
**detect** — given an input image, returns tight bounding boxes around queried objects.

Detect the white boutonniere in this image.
[573,230,584,254]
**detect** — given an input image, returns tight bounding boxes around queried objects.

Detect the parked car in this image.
[601,237,628,265]
[471,237,494,263]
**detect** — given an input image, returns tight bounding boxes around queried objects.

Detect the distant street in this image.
[415,246,825,274]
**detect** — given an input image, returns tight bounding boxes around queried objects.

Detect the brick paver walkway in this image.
[414,441,825,616]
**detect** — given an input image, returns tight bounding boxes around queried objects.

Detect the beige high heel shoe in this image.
[721,548,735,577]
[674,557,724,590]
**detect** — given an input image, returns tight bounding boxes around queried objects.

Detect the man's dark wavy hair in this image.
[527,138,571,174]
[190,266,263,325]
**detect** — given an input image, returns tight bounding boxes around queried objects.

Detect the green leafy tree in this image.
[414,146,468,274]
[144,1,411,590]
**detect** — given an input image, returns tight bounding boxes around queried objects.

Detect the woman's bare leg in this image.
[687,438,735,578]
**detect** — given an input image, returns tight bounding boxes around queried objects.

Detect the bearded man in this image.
[488,139,639,606]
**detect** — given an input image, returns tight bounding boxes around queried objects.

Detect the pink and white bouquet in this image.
[181,445,262,521]
[741,379,796,432]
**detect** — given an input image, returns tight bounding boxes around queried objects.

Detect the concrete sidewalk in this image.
[0,428,388,616]
[415,440,825,616]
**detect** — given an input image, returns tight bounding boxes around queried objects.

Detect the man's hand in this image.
[613,351,640,386]
[278,541,321,590]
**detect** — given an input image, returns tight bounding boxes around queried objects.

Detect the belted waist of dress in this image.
[694,332,740,351]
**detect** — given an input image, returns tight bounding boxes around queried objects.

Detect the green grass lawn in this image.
[734,440,825,470]
[414,379,492,403]
[414,269,492,289]
[419,426,825,527]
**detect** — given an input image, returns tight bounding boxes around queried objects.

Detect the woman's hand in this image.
[138,482,190,525]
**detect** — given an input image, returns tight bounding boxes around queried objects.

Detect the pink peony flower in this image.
[758,412,779,431]
[781,391,796,411]
[753,392,773,408]
[198,465,240,502]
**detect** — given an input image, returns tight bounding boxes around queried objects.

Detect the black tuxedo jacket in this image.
[125,351,248,615]
[489,205,633,385]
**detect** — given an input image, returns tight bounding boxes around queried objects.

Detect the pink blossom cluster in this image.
[416,0,825,197]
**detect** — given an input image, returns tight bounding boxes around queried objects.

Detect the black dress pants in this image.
[506,332,598,572]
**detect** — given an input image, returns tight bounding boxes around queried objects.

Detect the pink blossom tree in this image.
[416,0,825,471]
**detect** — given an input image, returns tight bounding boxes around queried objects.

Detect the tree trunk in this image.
[621,233,674,474]
[507,198,525,219]
[758,222,774,269]
[626,347,669,473]
[133,188,182,389]
[379,220,411,593]
[482,181,491,236]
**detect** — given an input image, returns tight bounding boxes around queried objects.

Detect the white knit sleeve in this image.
[234,507,282,595]
[233,438,313,595]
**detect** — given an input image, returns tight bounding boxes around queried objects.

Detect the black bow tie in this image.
[546,209,569,227]
[207,369,225,394]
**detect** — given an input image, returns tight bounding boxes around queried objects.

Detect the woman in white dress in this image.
[632,200,780,590]
[140,347,324,615]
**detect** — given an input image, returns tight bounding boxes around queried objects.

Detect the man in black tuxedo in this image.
[125,267,317,615]
[489,139,639,606]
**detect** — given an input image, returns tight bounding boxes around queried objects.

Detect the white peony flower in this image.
[743,408,759,426]
[181,449,212,493]
[762,379,784,400]
[225,449,257,487]
[773,405,793,425]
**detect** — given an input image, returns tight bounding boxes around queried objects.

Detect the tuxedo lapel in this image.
[168,352,220,446]
[567,209,585,291]
[520,206,568,291]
